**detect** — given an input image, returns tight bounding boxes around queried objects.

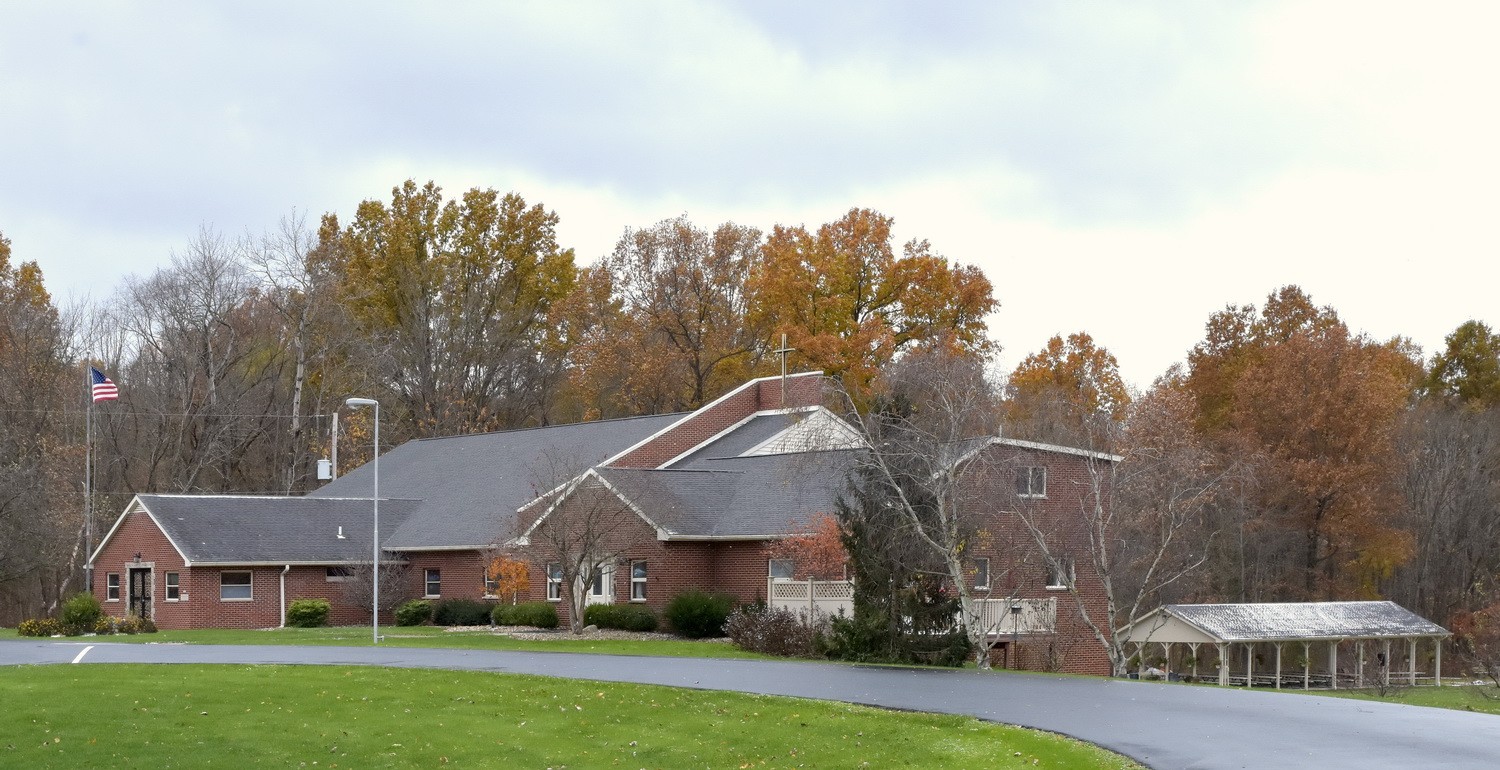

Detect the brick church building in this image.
[89,372,1116,674]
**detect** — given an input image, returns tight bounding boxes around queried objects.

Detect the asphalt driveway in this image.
[4,639,1497,769]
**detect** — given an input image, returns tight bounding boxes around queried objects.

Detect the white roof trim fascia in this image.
[519,470,594,538]
[657,405,822,468]
[191,558,409,568]
[599,371,824,469]
[89,496,193,567]
[520,469,671,541]
[991,437,1122,463]
[380,543,495,553]
[659,533,794,542]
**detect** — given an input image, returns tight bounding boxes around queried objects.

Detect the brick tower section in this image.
[608,372,827,469]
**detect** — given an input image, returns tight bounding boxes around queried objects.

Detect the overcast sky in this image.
[3,1,1496,387]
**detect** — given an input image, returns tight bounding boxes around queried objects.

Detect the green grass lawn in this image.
[1,624,775,659]
[0,664,1138,769]
[1298,682,1500,715]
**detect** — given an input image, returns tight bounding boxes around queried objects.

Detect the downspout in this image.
[280,565,291,628]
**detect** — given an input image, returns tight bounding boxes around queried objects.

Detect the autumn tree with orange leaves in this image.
[750,208,997,400]
[1184,286,1421,600]
[1005,331,1130,447]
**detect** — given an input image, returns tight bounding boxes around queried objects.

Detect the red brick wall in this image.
[610,373,825,468]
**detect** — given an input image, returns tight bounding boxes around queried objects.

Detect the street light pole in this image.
[345,397,380,644]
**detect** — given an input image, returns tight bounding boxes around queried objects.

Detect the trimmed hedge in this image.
[18,618,63,637]
[286,598,331,628]
[665,589,736,638]
[493,602,559,629]
[394,599,433,626]
[432,598,495,626]
[583,603,659,632]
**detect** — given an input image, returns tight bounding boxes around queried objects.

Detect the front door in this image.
[585,563,614,606]
[127,567,152,619]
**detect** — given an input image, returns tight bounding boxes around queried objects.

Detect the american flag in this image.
[90,367,119,402]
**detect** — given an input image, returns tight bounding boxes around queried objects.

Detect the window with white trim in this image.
[768,559,795,580]
[165,572,181,601]
[106,573,120,601]
[630,560,648,601]
[972,558,990,590]
[1046,557,1074,590]
[424,568,442,598]
[220,571,252,601]
[325,566,351,582]
[546,562,562,601]
[484,573,499,597]
[1016,466,1047,498]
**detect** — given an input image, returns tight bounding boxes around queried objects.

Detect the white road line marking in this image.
[71,645,95,664]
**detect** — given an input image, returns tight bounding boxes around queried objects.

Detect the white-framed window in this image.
[1016,466,1047,498]
[165,572,181,601]
[1046,557,1074,590]
[630,560,648,601]
[106,573,120,602]
[483,573,499,598]
[546,562,562,602]
[768,559,795,580]
[325,566,350,582]
[972,557,990,590]
[424,568,441,598]
[589,567,607,599]
[220,571,253,601]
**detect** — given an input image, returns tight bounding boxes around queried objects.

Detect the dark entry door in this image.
[127,567,152,619]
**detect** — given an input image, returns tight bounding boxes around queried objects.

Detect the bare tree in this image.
[835,347,1024,668]
[337,561,412,621]
[1011,383,1227,676]
[513,452,665,634]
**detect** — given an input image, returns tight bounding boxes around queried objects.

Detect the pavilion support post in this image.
[1408,638,1417,686]
[1246,643,1254,688]
[1189,642,1200,681]
[1382,639,1391,687]
[1302,642,1311,690]
[1435,638,1442,687]
[1329,641,1338,691]
[1275,642,1283,690]
[1357,641,1364,688]
[1218,643,1229,686]
[1162,641,1172,679]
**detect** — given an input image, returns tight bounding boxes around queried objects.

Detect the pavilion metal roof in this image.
[1128,601,1449,644]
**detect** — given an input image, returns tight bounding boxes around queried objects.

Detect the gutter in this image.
[279,564,290,628]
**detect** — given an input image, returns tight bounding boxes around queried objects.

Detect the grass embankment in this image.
[1,624,772,659]
[1302,683,1500,715]
[1,664,1138,769]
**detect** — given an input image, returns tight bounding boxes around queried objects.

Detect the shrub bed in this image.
[666,590,736,638]
[583,603,659,632]
[493,602,559,629]
[725,605,823,657]
[432,598,495,626]
[61,593,103,631]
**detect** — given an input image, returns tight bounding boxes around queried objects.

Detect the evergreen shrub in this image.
[286,598,331,628]
[493,602,558,629]
[432,598,494,626]
[665,589,735,638]
[394,599,433,626]
[583,603,659,632]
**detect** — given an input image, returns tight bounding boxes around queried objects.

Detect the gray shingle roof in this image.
[311,413,683,549]
[1161,601,1449,642]
[137,494,421,564]
[598,450,854,538]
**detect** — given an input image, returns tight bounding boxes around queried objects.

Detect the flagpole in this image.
[84,361,94,592]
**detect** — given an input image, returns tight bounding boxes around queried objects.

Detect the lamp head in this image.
[345,397,377,409]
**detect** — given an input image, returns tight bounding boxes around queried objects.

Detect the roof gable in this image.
[1123,601,1449,644]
